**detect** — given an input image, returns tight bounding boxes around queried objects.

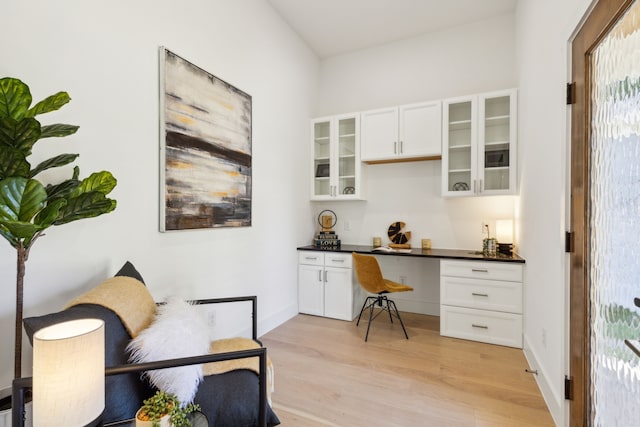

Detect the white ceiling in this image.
[267,0,518,58]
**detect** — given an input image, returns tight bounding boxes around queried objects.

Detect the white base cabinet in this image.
[440,260,523,348]
[298,251,364,321]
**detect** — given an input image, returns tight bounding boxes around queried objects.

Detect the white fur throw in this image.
[126,297,211,404]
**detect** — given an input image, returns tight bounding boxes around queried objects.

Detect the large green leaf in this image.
[0,177,48,246]
[0,220,42,240]
[0,117,41,153]
[0,223,18,248]
[40,124,79,139]
[46,179,80,200]
[30,153,79,178]
[26,92,71,117]
[72,171,117,196]
[0,146,30,179]
[34,198,66,228]
[0,177,47,223]
[55,191,116,225]
[0,78,32,120]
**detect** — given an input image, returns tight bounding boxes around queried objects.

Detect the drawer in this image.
[440,276,522,314]
[440,260,523,282]
[440,305,522,348]
[298,251,324,266]
[324,252,353,268]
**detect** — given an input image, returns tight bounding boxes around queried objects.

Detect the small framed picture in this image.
[315,163,330,177]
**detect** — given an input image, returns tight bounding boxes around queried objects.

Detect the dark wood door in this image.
[570,0,639,425]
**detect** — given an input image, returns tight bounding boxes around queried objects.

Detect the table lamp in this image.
[495,219,514,255]
[33,318,105,427]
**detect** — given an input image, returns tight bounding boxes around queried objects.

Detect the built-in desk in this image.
[296,244,525,348]
[297,244,525,263]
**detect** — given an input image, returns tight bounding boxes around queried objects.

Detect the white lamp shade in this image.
[33,318,105,427]
[495,219,514,243]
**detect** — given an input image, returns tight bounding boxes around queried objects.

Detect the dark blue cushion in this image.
[115,260,145,284]
[196,369,280,426]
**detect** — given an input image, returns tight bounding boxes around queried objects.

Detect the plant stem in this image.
[14,242,28,379]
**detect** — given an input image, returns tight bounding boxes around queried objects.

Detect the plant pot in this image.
[135,408,172,427]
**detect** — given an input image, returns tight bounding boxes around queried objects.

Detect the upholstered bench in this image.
[17,261,280,426]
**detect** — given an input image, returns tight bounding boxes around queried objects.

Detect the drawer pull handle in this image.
[331,259,345,263]
[305,257,318,261]
[472,324,489,329]
[472,293,489,297]
[471,269,489,273]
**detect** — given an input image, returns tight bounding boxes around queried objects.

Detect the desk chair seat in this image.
[352,253,414,341]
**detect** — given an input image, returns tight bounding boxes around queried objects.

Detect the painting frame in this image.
[159,47,252,232]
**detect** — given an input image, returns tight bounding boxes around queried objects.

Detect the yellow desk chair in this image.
[352,253,414,341]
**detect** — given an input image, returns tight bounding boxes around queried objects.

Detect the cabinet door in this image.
[442,96,477,197]
[360,107,399,161]
[323,267,354,320]
[399,101,442,158]
[311,118,333,199]
[478,89,517,195]
[298,264,324,316]
[334,114,362,199]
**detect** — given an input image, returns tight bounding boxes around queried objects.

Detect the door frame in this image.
[569,0,635,425]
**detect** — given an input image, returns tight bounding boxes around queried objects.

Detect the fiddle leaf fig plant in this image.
[0,77,117,378]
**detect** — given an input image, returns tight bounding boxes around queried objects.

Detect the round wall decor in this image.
[388,221,411,244]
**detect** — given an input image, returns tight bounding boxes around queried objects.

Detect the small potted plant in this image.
[135,391,200,427]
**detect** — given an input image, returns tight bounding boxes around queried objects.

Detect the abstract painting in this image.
[159,47,252,231]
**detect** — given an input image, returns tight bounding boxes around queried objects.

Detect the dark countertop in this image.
[297,244,525,263]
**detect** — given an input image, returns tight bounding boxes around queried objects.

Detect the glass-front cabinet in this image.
[311,113,362,200]
[442,89,517,197]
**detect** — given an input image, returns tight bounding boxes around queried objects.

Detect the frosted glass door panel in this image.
[590,2,640,424]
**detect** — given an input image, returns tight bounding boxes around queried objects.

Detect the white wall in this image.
[312,13,519,251]
[515,0,593,425]
[0,0,318,387]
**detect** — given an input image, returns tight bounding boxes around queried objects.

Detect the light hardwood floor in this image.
[261,312,554,427]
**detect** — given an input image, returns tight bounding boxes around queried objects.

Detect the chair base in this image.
[356,294,409,342]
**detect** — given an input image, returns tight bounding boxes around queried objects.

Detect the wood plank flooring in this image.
[261,312,554,427]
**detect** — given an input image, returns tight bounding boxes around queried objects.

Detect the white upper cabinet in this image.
[442,89,517,197]
[311,113,363,201]
[361,100,442,164]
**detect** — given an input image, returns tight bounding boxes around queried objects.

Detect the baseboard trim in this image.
[394,298,440,316]
[523,334,564,426]
[259,302,298,337]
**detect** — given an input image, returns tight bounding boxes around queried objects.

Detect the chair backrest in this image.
[352,253,387,294]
